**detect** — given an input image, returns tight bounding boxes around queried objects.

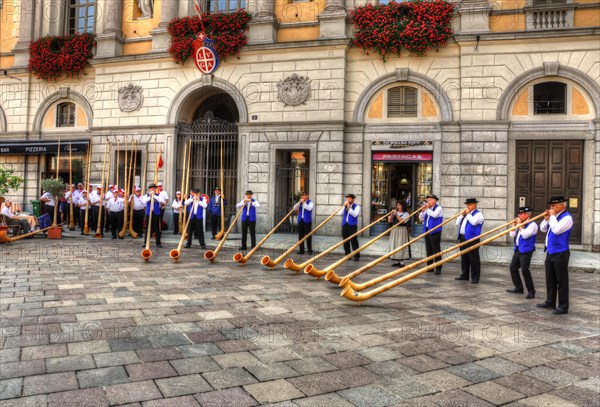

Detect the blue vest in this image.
[424,204,443,234]
[145,195,160,216]
[208,196,225,216]
[342,204,359,227]
[547,211,572,255]
[463,209,483,240]
[298,200,312,223]
[187,201,204,220]
[241,199,257,222]
[515,222,536,254]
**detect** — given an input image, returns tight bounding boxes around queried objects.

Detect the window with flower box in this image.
[67,0,96,34]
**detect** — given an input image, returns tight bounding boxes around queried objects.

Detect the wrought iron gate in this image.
[274,151,310,233]
[176,112,238,226]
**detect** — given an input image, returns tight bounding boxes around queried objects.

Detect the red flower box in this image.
[29,33,96,81]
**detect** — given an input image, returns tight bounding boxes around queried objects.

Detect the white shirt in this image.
[185,196,208,215]
[457,210,484,235]
[72,189,83,203]
[419,205,443,228]
[172,199,183,214]
[1,205,14,218]
[509,220,539,246]
[338,203,360,222]
[299,200,314,218]
[142,193,165,206]
[540,210,573,247]
[88,191,100,206]
[106,197,124,212]
[131,194,145,210]
[159,190,169,207]
[77,194,91,209]
[41,192,55,206]
[236,198,260,216]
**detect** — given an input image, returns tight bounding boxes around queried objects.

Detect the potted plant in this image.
[41,177,66,239]
[0,167,24,241]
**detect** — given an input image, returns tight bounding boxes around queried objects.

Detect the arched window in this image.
[387,86,417,118]
[534,82,566,114]
[67,0,96,34]
[56,102,76,127]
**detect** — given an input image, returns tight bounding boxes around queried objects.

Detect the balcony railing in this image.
[525,4,575,30]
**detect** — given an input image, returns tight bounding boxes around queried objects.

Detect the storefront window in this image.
[46,153,86,184]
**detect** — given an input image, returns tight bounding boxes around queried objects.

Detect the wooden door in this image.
[515,140,583,243]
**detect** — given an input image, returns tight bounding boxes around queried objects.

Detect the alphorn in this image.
[95,142,109,238]
[284,210,395,272]
[215,140,225,240]
[261,204,346,269]
[325,210,463,285]
[52,138,60,226]
[128,140,139,239]
[341,217,517,291]
[204,204,245,262]
[141,140,161,262]
[170,197,197,262]
[304,208,421,279]
[83,148,92,234]
[178,140,188,235]
[182,140,192,238]
[233,205,298,265]
[341,212,548,303]
[0,225,63,244]
[119,138,130,238]
[68,142,75,230]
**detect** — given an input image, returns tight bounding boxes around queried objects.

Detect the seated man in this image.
[1,200,31,234]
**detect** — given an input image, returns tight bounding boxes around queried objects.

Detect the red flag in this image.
[158,154,164,169]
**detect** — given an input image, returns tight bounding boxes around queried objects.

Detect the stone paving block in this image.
[330,366,381,388]
[414,370,472,391]
[464,381,525,405]
[94,350,141,367]
[355,346,403,362]
[194,387,258,407]
[136,347,183,362]
[67,340,111,355]
[287,371,346,397]
[522,366,581,387]
[109,336,153,352]
[380,377,438,400]
[147,334,192,348]
[575,376,600,393]
[399,354,450,373]
[0,377,23,400]
[251,348,301,364]
[293,393,355,407]
[212,351,262,368]
[518,393,579,407]
[245,362,301,381]
[321,351,373,369]
[428,348,477,365]
[46,354,95,373]
[285,357,337,375]
[0,395,48,407]
[155,374,213,397]
[474,356,528,376]
[243,379,304,403]
[493,373,555,397]
[551,358,600,379]
[338,384,402,407]
[47,387,110,407]
[446,362,503,383]
[364,360,418,378]
[105,380,163,405]
[22,372,79,396]
[1,359,46,380]
[178,343,223,358]
[0,348,21,364]
[77,366,130,388]
[21,344,67,360]
[202,367,259,390]
[548,384,600,406]
[425,388,495,406]
[215,339,261,353]
[142,395,201,407]
[170,356,221,375]
[126,360,178,381]
[502,346,571,368]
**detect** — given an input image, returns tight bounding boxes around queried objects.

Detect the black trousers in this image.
[109,211,124,238]
[509,249,535,293]
[241,220,256,249]
[211,213,222,237]
[173,213,179,235]
[298,221,312,253]
[132,209,145,236]
[342,224,360,259]
[79,209,91,232]
[425,232,442,272]
[187,217,205,246]
[160,208,165,229]
[105,205,111,231]
[45,205,56,225]
[543,250,570,311]
[144,214,161,245]
[459,236,480,282]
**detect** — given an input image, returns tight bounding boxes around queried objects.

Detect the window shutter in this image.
[387,87,418,118]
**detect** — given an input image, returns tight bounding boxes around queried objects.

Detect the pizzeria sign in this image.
[0,140,89,155]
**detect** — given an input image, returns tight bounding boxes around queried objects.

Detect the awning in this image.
[0,140,89,155]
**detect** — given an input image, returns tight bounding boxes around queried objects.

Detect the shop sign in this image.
[372,152,433,161]
[372,141,433,151]
[0,140,89,155]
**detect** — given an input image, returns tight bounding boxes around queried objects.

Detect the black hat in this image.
[517,206,532,213]
[548,196,567,204]
[245,190,253,195]
[345,194,356,199]
[426,194,439,201]
[464,198,478,204]
[214,187,221,191]
[301,191,308,195]
[193,188,201,193]
[148,183,157,189]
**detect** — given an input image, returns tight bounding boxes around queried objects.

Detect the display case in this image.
[371,163,390,223]
[413,163,433,223]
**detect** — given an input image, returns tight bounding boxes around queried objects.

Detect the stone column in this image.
[318,0,348,39]
[151,0,179,52]
[247,0,278,45]
[12,0,36,67]
[96,0,124,58]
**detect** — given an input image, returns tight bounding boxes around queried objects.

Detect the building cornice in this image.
[455,27,600,42]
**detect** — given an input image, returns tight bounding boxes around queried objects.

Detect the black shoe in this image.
[434,270,441,275]
[353,257,360,262]
[239,246,247,250]
[307,250,313,255]
[526,292,535,299]
[157,244,162,248]
[455,276,468,281]
[184,244,191,248]
[506,288,524,294]
[201,245,207,250]
[471,280,479,284]
[553,308,568,314]
[111,236,117,239]
[392,262,401,267]
[537,302,553,309]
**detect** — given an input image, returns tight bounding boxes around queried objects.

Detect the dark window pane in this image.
[534,82,566,114]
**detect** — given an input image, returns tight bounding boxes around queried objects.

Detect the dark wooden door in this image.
[515,140,583,243]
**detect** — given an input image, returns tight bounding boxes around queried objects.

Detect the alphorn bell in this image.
[261,204,346,269]
[0,224,63,244]
[205,204,245,262]
[170,197,197,262]
[233,205,298,265]
[340,212,548,304]
[304,208,421,279]
[95,143,109,238]
[284,210,395,272]
[68,142,75,230]
[215,140,225,240]
[341,217,517,292]
[325,210,463,285]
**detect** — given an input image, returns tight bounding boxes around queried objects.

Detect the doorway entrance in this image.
[274,150,310,233]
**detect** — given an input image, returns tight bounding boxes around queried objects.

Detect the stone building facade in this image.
[0,0,599,249]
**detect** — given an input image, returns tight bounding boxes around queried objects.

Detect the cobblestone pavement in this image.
[1,237,599,406]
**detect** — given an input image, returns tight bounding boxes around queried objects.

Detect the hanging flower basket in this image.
[29,33,96,81]
[168,10,252,65]
[350,0,454,62]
